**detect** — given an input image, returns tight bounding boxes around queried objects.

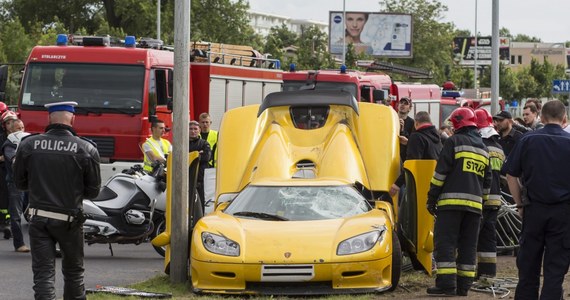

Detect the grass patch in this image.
[86,271,437,300]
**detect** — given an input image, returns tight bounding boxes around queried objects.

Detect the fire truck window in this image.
[21,63,144,113]
[361,86,371,102]
[290,106,329,130]
[154,69,168,106]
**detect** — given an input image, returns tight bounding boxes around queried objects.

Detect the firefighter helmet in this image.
[449,107,477,130]
[474,108,493,129]
[0,102,7,114]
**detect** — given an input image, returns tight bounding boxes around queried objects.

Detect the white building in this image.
[248,10,328,37]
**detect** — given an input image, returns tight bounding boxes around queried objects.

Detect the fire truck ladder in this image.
[362,61,433,79]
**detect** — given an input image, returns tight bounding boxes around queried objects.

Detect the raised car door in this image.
[397,159,437,275]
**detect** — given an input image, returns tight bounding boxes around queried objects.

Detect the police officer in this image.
[505,100,570,299]
[426,107,492,297]
[13,101,101,300]
[474,108,505,279]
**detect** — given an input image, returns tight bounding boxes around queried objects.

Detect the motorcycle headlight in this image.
[201,232,240,256]
[337,229,386,256]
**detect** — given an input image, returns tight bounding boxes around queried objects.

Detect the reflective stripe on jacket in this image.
[428,127,492,214]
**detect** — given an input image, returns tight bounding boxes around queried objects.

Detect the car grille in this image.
[261,265,314,282]
[84,136,115,158]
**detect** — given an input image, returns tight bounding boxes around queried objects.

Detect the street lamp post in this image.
[342,0,346,66]
[473,0,479,98]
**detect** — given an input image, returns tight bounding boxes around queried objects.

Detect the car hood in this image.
[192,209,392,264]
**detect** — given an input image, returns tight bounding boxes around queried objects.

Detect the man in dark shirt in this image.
[189,120,211,212]
[397,97,415,162]
[492,110,523,158]
[390,111,442,196]
[505,100,570,299]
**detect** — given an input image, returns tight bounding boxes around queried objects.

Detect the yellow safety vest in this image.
[205,130,218,167]
[143,137,170,172]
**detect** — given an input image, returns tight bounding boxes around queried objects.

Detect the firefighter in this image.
[474,108,505,279]
[426,107,492,297]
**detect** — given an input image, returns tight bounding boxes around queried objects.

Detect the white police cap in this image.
[44,101,78,113]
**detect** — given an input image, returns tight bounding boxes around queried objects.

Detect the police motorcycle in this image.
[82,162,167,256]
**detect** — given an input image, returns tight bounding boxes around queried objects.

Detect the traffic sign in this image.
[552,79,570,93]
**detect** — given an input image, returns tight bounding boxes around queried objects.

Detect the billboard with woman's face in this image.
[329,11,413,58]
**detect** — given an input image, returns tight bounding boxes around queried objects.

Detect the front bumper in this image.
[190,256,393,295]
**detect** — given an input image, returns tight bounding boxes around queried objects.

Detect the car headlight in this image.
[201,232,240,256]
[337,229,386,255]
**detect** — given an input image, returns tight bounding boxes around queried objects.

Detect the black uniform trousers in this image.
[515,202,570,300]
[29,216,85,300]
[434,210,481,292]
[477,208,498,277]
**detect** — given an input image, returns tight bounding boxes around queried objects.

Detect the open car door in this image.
[398,159,437,275]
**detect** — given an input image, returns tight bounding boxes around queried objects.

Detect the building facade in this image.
[508,42,567,72]
[248,10,328,37]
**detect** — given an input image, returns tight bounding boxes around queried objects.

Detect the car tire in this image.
[388,231,402,291]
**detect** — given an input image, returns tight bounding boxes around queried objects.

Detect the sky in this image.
[247,0,570,43]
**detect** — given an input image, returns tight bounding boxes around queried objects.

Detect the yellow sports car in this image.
[188,90,434,295]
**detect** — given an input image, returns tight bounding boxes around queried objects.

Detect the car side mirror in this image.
[215,201,230,211]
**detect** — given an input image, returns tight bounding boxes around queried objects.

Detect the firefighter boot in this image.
[426,286,456,296]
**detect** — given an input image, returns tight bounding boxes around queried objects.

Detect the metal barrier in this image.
[496,191,521,251]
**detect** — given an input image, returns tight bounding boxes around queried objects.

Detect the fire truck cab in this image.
[15,35,282,181]
[283,66,392,104]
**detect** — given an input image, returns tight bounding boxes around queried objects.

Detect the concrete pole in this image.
[491,0,500,115]
[170,0,190,283]
[157,0,161,40]
[473,0,479,98]
[342,0,346,66]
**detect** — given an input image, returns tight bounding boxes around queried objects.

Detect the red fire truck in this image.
[283,66,393,104]
[283,67,448,125]
[15,35,282,180]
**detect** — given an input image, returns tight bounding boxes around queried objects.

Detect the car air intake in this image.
[261,265,314,282]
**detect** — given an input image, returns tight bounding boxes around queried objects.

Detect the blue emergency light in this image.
[289,63,296,72]
[340,64,347,74]
[56,34,68,46]
[125,36,136,48]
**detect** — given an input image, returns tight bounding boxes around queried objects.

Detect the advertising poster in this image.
[452,36,510,65]
[329,11,413,58]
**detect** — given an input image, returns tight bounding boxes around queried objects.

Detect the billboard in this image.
[453,36,510,66]
[329,11,413,58]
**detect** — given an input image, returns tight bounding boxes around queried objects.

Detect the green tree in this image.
[190,0,256,45]
[262,24,298,64]
[295,25,335,70]
[513,67,539,100]
[4,0,102,33]
[528,58,566,97]
[379,0,456,84]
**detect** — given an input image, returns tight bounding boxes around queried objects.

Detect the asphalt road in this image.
[0,221,166,300]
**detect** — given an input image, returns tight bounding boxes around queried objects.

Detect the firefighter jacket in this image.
[428,126,492,215]
[13,124,101,214]
[480,127,505,209]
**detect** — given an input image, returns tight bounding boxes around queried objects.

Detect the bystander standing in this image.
[505,100,570,299]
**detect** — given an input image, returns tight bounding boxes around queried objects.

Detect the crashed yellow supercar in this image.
[188,90,435,295]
